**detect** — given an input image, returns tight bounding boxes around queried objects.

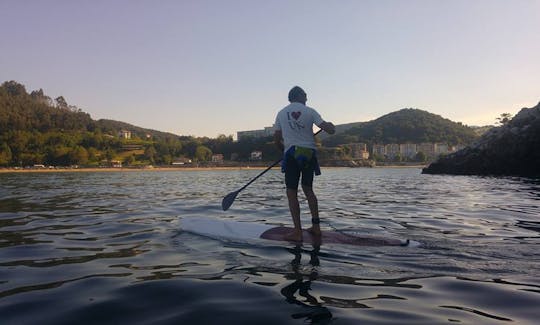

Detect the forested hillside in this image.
[323,108,478,147]
[0,81,483,168]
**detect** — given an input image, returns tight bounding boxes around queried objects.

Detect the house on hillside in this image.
[118,130,132,139]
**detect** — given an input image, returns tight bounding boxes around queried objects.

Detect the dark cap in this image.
[288,86,306,102]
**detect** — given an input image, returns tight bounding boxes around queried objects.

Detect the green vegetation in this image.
[496,113,513,126]
[322,108,478,147]
[0,81,481,168]
[0,81,279,167]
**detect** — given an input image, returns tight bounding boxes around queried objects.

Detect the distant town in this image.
[236,126,466,164]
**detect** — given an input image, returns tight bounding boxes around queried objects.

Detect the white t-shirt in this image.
[274,102,324,152]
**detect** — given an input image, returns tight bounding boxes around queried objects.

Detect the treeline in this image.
[322,108,478,147]
[0,81,280,167]
[0,80,482,168]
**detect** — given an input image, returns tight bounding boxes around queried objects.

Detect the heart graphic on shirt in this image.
[291,111,302,120]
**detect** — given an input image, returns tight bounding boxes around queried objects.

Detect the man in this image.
[274,86,335,242]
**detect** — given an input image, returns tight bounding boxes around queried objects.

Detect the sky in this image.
[1,0,539,138]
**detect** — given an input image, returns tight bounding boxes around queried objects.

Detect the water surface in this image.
[0,169,539,324]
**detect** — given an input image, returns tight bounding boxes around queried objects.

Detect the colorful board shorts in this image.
[282,146,321,190]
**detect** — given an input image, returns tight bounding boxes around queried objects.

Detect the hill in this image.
[0,80,283,167]
[322,108,478,147]
[95,119,181,142]
[0,81,187,167]
[0,80,490,168]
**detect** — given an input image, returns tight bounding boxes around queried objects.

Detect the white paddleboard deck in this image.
[181,217,420,247]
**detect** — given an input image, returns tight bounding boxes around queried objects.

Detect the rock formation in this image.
[422,102,540,177]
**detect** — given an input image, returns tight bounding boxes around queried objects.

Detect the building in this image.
[417,143,436,158]
[400,143,417,159]
[172,158,192,165]
[211,154,224,163]
[436,143,449,155]
[349,143,369,160]
[385,144,400,159]
[250,151,263,161]
[118,130,132,139]
[237,126,275,141]
[111,160,122,168]
[372,144,386,158]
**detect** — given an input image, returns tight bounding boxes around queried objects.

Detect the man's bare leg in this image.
[303,185,321,237]
[285,188,303,241]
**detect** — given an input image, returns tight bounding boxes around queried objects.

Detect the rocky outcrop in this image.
[422,102,540,177]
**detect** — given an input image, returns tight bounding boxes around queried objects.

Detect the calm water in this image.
[0,168,539,324]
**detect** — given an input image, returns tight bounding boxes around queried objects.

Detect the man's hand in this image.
[319,121,336,135]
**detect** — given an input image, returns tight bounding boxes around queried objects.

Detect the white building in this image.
[237,126,275,141]
[400,143,417,159]
[250,151,263,160]
[211,154,224,163]
[118,130,132,139]
[385,144,400,159]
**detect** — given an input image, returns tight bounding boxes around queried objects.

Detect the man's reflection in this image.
[281,244,332,324]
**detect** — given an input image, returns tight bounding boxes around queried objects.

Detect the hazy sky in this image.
[2,0,539,137]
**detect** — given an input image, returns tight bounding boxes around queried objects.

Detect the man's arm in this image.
[274,130,284,151]
[318,121,336,134]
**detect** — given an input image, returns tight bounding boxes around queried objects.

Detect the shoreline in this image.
[0,165,425,173]
[0,166,269,173]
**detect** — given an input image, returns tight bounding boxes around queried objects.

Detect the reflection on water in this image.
[281,244,333,323]
[0,169,539,324]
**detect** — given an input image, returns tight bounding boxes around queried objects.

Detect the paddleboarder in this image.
[274,86,335,242]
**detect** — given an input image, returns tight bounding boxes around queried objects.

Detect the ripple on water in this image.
[0,169,539,324]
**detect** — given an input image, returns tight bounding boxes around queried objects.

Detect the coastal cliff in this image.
[422,102,540,177]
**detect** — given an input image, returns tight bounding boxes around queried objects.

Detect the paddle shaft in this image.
[222,129,323,210]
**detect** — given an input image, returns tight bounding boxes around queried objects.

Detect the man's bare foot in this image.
[284,229,303,242]
[307,225,321,237]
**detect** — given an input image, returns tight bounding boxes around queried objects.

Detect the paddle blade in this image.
[222,190,239,211]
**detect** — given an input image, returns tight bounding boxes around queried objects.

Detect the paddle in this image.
[222,129,323,211]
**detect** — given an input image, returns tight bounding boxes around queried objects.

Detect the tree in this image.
[195,145,212,162]
[144,146,157,164]
[105,148,116,163]
[0,142,12,166]
[47,146,70,165]
[496,113,513,126]
[124,154,135,166]
[2,80,27,97]
[55,96,68,110]
[69,146,89,165]
[87,147,99,163]
[415,151,427,163]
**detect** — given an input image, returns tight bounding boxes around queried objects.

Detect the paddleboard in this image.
[181,217,419,247]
